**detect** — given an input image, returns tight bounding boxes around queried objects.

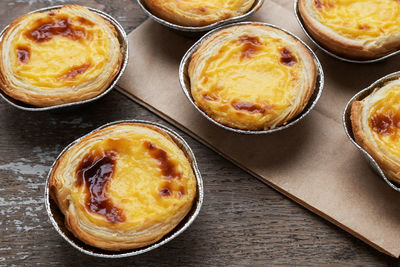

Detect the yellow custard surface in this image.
[192,34,303,129]
[70,125,197,230]
[9,6,111,89]
[368,87,400,158]
[312,0,400,40]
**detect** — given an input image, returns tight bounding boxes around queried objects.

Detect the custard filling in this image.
[369,87,400,158]
[70,128,197,230]
[312,0,400,40]
[194,34,302,123]
[9,10,110,88]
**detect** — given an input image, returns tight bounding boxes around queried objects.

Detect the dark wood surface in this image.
[0,0,398,265]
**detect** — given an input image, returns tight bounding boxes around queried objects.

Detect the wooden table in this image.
[0,1,398,265]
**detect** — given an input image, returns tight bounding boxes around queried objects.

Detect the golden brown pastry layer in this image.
[143,0,256,27]
[351,79,400,184]
[298,0,400,59]
[49,123,197,251]
[188,23,317,131]
[0,5,122,107]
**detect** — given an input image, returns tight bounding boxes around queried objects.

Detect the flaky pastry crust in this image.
[351,79,400,184]
[0,5,122,107]
[188,23,317,130]
[143,0,255,27]
[298,0,400,59]
[49,123,197,251]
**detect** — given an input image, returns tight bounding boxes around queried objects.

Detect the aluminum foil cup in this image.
[137,0,264,36]
[0,5,129,111]
[179,21,324,134]
[45,120,204,258]
[343,71,400,192]
[294,0,400,64]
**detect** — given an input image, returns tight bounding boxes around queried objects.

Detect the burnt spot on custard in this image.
[160,186,172,197]
[314,0,334,8]
[314,0,323,8]
[59,63,91,80]
[232,101,274,114]
[238,36,262,60]
[16,46,30,64]
[370,111,400,136]
[197,7,208,13]
[280,47,297,66]
[203,93,218,101]
[144,141,187,198]
[358,24,371,30]
[144,141,181,179]
[159,182,186,198]
[76,150,125,223]
[77,16,95,27]
[25,16,87,43]
[178,186,185,198]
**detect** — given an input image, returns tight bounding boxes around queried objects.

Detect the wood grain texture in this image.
[0,1,398,265]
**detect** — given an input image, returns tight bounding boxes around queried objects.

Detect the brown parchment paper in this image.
[117,0,400,257]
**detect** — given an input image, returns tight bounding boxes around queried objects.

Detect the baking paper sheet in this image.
[117,0,400,257]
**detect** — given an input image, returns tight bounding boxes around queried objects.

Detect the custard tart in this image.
[0,5,122,107]
[143,0,256,27]
[351,78,400,184]
[298,0,400,59]
[49,122,197,251]
[188,23,317,131]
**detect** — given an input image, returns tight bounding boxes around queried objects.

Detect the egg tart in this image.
[143,0,256,27]
[49,123,197,251]
[188,24,317,131]
[351,79,400,184]
[0,5,122,107]
[298,0,400,59]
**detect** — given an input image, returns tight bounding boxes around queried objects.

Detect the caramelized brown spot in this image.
[59,63,90,80]
[76,150,125,223]
[370,112,400,135]
[203,93,218,101]
[144,141,181,179]
[17,46,30,63]
[77,17,95,27]
[25,17,86,43]
[314,0,323,8]
[222,12,232,20]
[160,187,172,197]
[314,0,334,8]
[238,36,262,60]
[232,101,274,114]
[48,12,56,17]
[280,47,297,66]
[358,24,371,30]
[198,7,208,13]
[159,182,185,198]
[178,186,185,198]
